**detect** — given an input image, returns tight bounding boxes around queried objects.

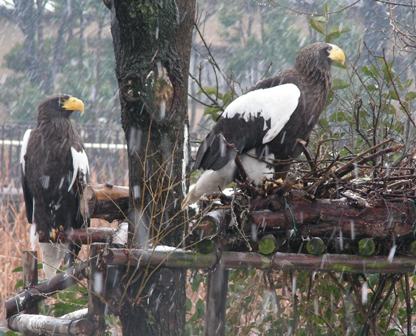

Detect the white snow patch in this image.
[153,245,184,252]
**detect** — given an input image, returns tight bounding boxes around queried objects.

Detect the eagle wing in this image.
[20,129,33,223]
[194,83,300,171]
[68,146,89,192]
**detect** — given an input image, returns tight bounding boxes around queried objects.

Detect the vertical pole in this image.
[22,251,38,314]
[204,260,229,336]
[88,243,107,335]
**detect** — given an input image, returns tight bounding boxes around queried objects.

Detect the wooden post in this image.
[204,260,229,336]
[88,243,107,335]
[22,251,38,314]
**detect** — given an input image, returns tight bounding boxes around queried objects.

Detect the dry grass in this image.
[0,199,32,318]
[0,191,120,320]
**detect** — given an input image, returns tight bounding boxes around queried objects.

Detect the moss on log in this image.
[102,248,416,274]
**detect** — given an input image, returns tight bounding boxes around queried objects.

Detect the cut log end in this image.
[306,237,326,256]
[258,234,278,255]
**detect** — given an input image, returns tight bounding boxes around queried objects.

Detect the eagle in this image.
[182,42,345,208]
[20,95,89,279]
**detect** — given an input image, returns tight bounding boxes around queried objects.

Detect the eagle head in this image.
[38,95,85,121]
[295,42,346,76]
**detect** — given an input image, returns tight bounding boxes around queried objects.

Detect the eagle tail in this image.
[181,162,236,209]
[39,242,69,279]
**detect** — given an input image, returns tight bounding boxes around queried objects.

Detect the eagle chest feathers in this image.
[24,120,88,240]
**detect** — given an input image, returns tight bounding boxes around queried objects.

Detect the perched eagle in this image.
[20,95,89,279]
[182,42,345,208]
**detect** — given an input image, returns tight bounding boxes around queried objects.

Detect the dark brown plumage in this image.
[183,42,345,207]
[20,95,89,278]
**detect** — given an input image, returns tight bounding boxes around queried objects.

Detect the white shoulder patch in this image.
[68,147,89,192]
[20,129,32,175]
[223,83,301,144]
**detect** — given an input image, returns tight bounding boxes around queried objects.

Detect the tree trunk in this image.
[108,1,195,334]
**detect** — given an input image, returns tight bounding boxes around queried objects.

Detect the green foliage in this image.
[201,87,236,121]
[50,283,88,316]
[185,271,205,335]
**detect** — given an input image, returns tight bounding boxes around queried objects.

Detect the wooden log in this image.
[88,243,107,335]
[188,209,229,254]
[60,308,88,319]
[192,209,229,239]
[80,183,129,222]
[270,253,416,273]
[102,248,271,269]
[22,251,38,314]
[57,228,117,245]
[102,248,416,273]
[205,261,228,336]
[306,237,326,256]
[8,314,94,336]
[258,234,278,255]
[358,238,376,256]
[250,194,416,238]
[5,261,88,318]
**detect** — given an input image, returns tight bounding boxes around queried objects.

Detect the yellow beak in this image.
[328,44,346,66]
[62,97,85,114]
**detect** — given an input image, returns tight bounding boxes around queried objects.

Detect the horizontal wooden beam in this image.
[102,248,416,273]
[57,227,117,244]
[81,183,129,222]
[8,314,94,336]
[5,261,88,318]
[250,191,416,238]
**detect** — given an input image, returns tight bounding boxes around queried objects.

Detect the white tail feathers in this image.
[181,184,199,209]
[39,242,69,279]
[181,163,236,209]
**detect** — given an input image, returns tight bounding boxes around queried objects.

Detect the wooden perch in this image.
[5,261,88,318]
[250,192,416,238]
[81,183,129,222]
[57,227,117,244]
[8,314,94,336]
[102,248,416,273]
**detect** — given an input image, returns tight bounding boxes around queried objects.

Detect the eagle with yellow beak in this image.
[183,42,346,208]
[20,95,89,278]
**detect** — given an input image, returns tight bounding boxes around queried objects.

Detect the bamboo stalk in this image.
[8,314,94,336]
[102,248,416,273]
